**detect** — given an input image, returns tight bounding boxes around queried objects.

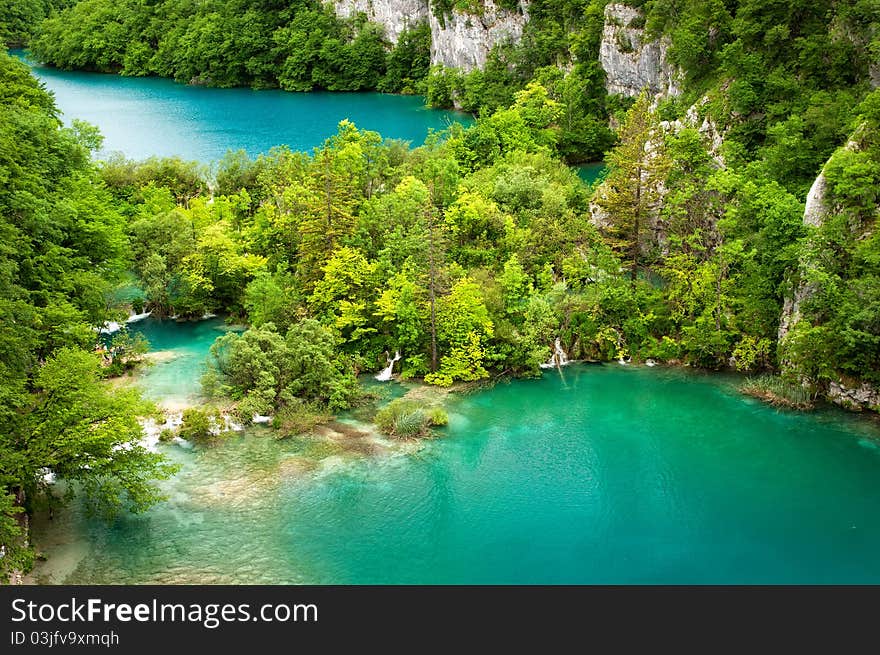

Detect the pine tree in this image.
[597,92,671,283]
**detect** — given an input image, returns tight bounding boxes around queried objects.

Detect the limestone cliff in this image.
[333,0,429,44]
[589,96,723,238]
[428,1,529,70]
[777,146,846,346]
[598,3,680,100]
[778,138,880,412]
[332,0,528,71]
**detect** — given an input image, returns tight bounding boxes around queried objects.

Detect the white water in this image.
[126,310,152,323]
[375,351,401,381]
[139,411,244,452]
[98,321,121,334]
[540,338,570,369]
[97,310,151,334]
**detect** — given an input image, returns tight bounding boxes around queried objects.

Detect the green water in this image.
[32,356,880,584]
[12,51,472,162]
[126,317,240,407]
[576,162,606,186]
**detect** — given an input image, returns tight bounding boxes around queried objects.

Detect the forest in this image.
[1,0,879,580]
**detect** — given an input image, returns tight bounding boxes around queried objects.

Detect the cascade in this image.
[126,310,152,323]
[375,351,401,381]
[540,338,569,369]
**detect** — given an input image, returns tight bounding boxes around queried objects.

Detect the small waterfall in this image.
[98,321,121,335]
[375,351,401,381]
[126,310,152,323]
[540,338,570,369]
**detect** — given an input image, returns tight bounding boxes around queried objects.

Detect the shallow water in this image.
[124,316,239,408]
[12,51,472,161]
[31,361,880,584]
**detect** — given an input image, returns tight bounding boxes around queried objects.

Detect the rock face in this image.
[828,381,880,412]
[599,3,680,99]
[429,0,529,70]
[333,0,430,44]
[802,171,829,227]
[778,138,880,412]
[776,167,830,345]
[589,95,722,240]
[331,0,528,70]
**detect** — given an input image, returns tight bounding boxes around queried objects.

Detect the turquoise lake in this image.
[13,56,880,584]
[30,320,880,584]
[13,51,472,161]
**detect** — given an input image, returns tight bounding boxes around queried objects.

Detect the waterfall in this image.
[540,338,570,369]
[126,310,152,323]
[375,351,401,381]
[98,321,121,335]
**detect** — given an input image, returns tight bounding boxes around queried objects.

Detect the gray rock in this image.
[429,0,529,71]
[828,380,880,411]
[332,0,429,44]
[802,171,828,228]
[331,0,528,71]
[599,3,680,99]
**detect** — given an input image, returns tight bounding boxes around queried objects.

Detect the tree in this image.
[203,320,360,415]
[596,92,671,283]
[0,53,176,580]
[425,277,494,385]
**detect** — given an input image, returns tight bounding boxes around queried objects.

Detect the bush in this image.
[427,407,449,426]
[740,375,814,410]
[374,399,448,438]
[179,408,213,442]
[275,401,333,438]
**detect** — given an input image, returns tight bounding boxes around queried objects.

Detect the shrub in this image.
[179,408,213,442]
[374,399,448,438]
[275,401,333,438]
[740,375,814,410]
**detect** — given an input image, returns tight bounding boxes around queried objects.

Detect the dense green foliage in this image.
[426,0,616,161]
[27,0,430,93]
[202,320,361,416]
[3,0,879,579]
[645,0,879,195]
[781,90,880,388]
[0,53,174,581]
[0,0,71,46]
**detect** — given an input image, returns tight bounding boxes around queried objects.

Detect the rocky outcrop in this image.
[776,139,858,345]
[589,95,723,238]
[428,0,529,70]
[802,170,829,227]
[828,380,880,412]
[778,137,880,412]
[333,0,429,44]
[776,168,829,345]
[659,97,725,166]
[599,3,680,100]
[331,0,528,70]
